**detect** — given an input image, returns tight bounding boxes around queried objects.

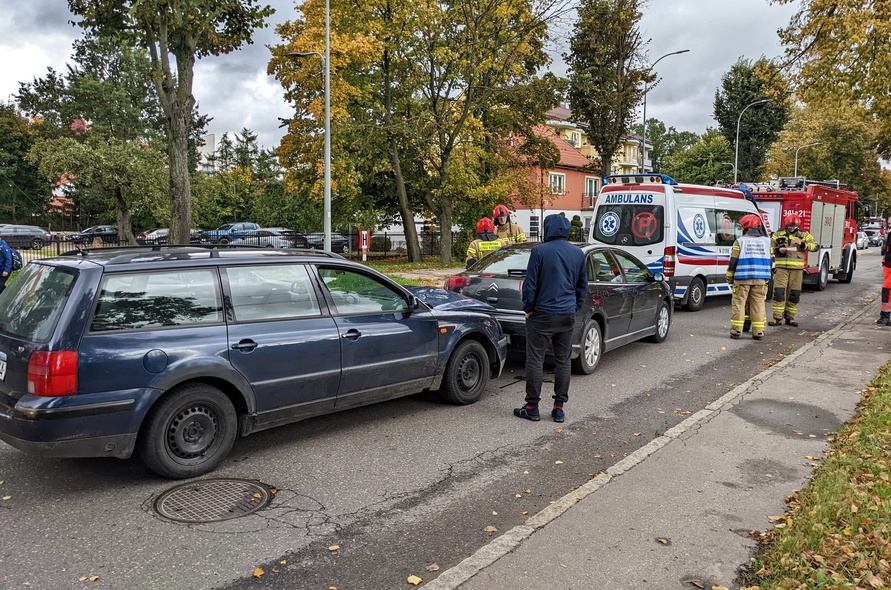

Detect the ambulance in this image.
[749,177,859,290]
[587,174,763,311]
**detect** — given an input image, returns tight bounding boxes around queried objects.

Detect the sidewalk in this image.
[425,301,888,589]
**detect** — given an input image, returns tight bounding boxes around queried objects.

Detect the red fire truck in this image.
[750,177,860,290]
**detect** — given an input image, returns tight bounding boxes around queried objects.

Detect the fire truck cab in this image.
[750,177,859,290]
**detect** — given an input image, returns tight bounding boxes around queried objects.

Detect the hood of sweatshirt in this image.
[543,214,571,242]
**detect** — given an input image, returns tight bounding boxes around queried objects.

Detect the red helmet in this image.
[475,217,495,234]
[492,204,512,219]
[739,214,761,230]
[782,214,800,227]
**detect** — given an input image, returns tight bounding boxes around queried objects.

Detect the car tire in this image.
[683,277,706,312]
[647,300,671,343]
[341,243,349,254]
[571,318,602,375]
[137,383,237,479]
[438,340,489,405]
[218,238,230,245]
[31,238,43,250]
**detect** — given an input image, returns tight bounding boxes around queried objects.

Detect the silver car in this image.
[856,231,870,250]
[229,228,309,249]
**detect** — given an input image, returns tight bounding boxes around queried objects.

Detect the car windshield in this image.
[0,263,77,342]
[471,246,533,275]
[215,224,234,231]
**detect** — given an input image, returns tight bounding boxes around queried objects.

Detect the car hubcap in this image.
[584,327,601,367]
[657,307,669,337]
[457,354,481,392]
[168,405,218,459]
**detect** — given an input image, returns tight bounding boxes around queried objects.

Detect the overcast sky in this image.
[1,0,799,151]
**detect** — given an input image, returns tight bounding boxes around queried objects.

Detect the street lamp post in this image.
[285,0,331,251]
[641,49,689,173]
[733,98,772,183]
[793,142,821,177]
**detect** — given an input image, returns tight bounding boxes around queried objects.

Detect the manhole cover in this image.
[153,478,274,523]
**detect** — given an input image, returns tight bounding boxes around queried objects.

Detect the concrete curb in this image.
[421,301,877,590]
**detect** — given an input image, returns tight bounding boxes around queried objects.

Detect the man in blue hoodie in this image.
[0,238,13,294]
[514,214,588,423]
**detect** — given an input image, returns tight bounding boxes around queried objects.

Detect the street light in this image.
[733,98,772,183]
[641,49,690,173]
[793,142,821,177]
[285,0,331,251]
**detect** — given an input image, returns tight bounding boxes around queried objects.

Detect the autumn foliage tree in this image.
[67,0,274,244]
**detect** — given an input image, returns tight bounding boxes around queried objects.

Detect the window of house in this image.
[569,132,580,147]
[585,177,599,200]
[549,173,566,195]
[529,215,540,238]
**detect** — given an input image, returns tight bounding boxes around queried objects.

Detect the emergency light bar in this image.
[603,174,678,186]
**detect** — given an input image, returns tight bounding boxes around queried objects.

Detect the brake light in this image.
[662,246,676,278]
[444,276,472,292]
[28,351,78,397]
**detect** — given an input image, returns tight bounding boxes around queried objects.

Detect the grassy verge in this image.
[739,362,891,589]
[362,257,461,273]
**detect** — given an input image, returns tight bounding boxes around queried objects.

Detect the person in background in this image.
[493,204,527,243]
[878,232,891,325]
[465,217,503,268]
[770,214,817,327]
[514,214,587,424]
[0,238,12,294]
[726,214,772,340]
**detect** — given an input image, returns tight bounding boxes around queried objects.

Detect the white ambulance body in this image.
[587,174,762,311]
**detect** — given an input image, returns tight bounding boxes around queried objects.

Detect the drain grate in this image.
[153,478,274,523]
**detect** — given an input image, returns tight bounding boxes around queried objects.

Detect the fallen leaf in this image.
[407,574,423,585]
[560,563,568,568]
[253,568,264,578]
[280,560,287,565]
[253,493,262,499]
[522,511,528,515]
[484,525,497,532]
[721,346,726,351]
[524,489,531,494]
[272,567,279,573]
[328,545,341,552]
[1,496,10,501]
[89,576,100,582]
[425,563,440,572]
[633,432,641,436]
[712,586,729,590]
[79,577,88,582]
[492,511,498,515]
[685,580,704,589]
[270,488,277,494]
[515,494,522,498]
[657,538,668,544]
[555,460,563,465]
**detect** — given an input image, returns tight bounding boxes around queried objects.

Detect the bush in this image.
[370,235,392,253]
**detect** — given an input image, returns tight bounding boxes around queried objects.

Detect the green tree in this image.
[67,0,274,244]
[565,0,652,178]
[0,105,44,224]
[632,118,698,173]
[713,57,789,182]
[771,0,891,156]
[661,129,734,185]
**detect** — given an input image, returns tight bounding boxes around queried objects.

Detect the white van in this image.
[587,174,763,311]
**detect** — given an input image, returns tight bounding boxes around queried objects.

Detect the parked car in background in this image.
[855,231,870,250]
[306,232,350,253]
[865,229,883,247]
[199,222,260,244]
[229,228,309,249]
[136,228,201,245]
[0,246,506,479]
[0,224,52,249]
[444,242,672,374]
[70,225,119,244]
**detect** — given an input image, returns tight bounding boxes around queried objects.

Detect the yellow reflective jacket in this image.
[771,228,817,269]
[466,236,504,267]
[495,222,526,243]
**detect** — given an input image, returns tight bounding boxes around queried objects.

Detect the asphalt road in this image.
[0,248,882,590]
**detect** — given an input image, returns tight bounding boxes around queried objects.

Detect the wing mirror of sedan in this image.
[408,295,421,310]
[652,272,665,283]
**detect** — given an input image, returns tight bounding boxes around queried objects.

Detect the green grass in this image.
[740,362,891,589]
[363,257,462,273]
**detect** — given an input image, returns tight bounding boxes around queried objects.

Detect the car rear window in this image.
[0,263,77,342]
[471,248,532,275]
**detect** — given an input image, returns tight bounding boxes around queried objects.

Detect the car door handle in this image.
[341,329,361,340]
[231,339,258,352]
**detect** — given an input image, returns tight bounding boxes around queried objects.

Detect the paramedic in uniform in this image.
[493,204,527,243]
[770,214,817,326]
[726,214,772,340]
[465,217,504,268]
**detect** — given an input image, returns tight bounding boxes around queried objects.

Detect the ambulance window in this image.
[593,205,664,246]
[713,210,747,247]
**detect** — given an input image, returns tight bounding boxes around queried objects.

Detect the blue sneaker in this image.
[513,404,540,421]
[551,406,565,423]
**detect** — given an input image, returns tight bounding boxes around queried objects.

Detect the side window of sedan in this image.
[610,251,649,283]
[588,251,621,282]
[318,267,408,314]
[226,264,321,321]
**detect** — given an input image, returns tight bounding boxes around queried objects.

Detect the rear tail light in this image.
[28,351,78,397]
[444,276,472,291]
[662,246,676,278]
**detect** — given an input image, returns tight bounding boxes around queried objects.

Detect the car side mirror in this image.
[408,295,421,310]
[652,272,665,283]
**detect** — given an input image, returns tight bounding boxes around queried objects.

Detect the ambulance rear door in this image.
[589,186,667,274]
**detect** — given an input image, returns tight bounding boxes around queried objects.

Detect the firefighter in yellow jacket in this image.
[466,217,504,268]
[493,204,526,243]
[770,214,817,326]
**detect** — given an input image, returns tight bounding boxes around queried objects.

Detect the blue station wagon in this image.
[0,247,507,478]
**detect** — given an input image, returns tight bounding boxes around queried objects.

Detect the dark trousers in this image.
[524,313,575,406]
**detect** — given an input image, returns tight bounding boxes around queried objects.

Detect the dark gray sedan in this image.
[444,242,672,374]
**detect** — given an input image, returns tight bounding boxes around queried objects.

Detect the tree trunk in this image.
[168,102,192,245]
[438,194,453,265]
[114,187,136,245]
[389,143,422,262]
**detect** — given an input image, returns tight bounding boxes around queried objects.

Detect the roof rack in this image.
[58,243,345,264]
